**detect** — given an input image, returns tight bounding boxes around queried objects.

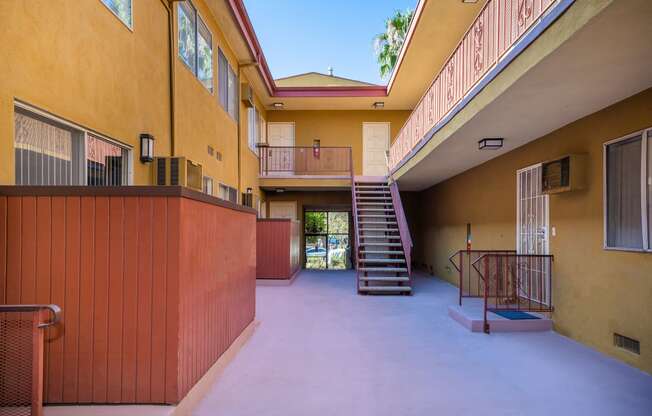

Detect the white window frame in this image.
[14,101,133,186]
[100,0,134,30]
[248,106,260,156]
[218,48,238,121]
[603,127,651,252]
[177,0,213,92]
[218,183,238,204]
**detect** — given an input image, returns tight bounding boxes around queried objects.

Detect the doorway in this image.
[304,211,351,270]
[516,163,550,305]
[267,122,295,175]
[362,122,390,176]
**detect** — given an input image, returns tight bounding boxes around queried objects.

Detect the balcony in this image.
[258,146,353,190]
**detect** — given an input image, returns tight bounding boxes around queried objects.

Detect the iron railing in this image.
[259,146,352,177]
[385,151,413,287]
[471,253,553,333]
[0,305,61,416]
[389,0,559,169]
[449,250,516,306]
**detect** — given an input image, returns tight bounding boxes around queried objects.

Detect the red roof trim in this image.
[226,0,389,99]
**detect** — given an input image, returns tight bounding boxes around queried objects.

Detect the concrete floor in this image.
[191,270,652,416]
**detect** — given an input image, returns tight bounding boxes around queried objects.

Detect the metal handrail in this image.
[385,151,413,282]
[260,145,353,176]
[350,149,360,291]
[449,249,517,306]
[0,304,61,328]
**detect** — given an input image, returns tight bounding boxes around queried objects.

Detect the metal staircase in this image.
[351,177,413,295]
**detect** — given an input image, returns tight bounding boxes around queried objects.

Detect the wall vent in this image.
[170,158,179,185]
[215,151,222,161]
[207,145,214,156]
[156,159,166,186]
[614,333,640,355]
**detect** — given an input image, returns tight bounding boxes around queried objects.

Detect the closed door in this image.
[362,122,390,176]
[267,123,295,174]
[516,164,550,305]
[269,201,297,220]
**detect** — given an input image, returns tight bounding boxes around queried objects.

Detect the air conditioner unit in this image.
[152,157,203,191]
[241,83,254,108]
[541,154,586,194]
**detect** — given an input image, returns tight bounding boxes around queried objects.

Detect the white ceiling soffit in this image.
[396,0,652,191]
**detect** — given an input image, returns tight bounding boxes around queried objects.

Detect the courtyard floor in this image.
[191,270,652,416]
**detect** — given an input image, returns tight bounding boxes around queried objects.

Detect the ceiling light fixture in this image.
[272,102,284,109]
[372,102,385,109]
[478,138,504,150]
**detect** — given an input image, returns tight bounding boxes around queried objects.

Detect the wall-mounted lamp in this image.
[276,188,285,193]
[272,102,284,109]
[372,102,385,109]
[140,133,154,162]
[478,138,504,150]
[462,0,479,3]
[246,187,252,194]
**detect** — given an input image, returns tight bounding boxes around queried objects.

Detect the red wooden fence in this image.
[256,219,300,280]
[0,186,256,405]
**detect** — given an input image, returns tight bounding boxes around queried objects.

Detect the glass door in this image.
[305,211,351,270]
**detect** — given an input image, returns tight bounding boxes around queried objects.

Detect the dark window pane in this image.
[606,135,643,249]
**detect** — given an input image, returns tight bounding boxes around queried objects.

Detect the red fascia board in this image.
[274,86,388,98]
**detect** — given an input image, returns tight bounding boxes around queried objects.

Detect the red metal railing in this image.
[349,152,361,291]
[0,305,61,416]
[389,0,558,169]
[259,146,352,177]
[385,151,413,288]
[449,249,516,306]
[472,253,553,333]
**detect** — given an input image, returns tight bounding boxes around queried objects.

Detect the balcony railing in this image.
[259,146,352,177]
[389,0,559,170]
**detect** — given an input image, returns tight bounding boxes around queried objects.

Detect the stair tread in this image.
[360,258,406,263]
[359,242,402,247]
[358,214,396,217]
[359,221,398,224]
[359,235,401,239]
[359,286,412,292]
[359,267,408,272]
[359,276,410,282]
[360,250,404,254]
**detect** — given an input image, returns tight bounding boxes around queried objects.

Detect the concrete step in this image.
[359,242,403,247]
[359,250,404,255]
[359,286,412,293]
[359,258,406,263]
[359,267,408,272]
[359,276,410,282]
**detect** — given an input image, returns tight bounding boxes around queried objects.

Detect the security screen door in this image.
[516,164,550,305]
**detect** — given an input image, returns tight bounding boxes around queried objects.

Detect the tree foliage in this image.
[373,9,414,79]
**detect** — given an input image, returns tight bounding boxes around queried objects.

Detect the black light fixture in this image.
[372,101,385,109]
[246,187,252,194]
[140,133,154,162]
[276,188,285,193]
[478,137,503,150]
[272,102,284,109]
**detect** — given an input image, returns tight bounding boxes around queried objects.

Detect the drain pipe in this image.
[238,61,259,199]
[165,0,177,157]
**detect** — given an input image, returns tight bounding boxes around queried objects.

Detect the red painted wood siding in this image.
[256,219,301,279]
[0,191,255,404]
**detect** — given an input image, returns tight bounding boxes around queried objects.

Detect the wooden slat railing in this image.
[389,0,559,170]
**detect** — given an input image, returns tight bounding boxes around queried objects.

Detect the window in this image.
[248,107,259,154]
[218,48,238,120]
[202,176,213,195]
[14,105,130,186]
[101,0,133,28]
[604,128,651,251]
[218,184,238,204]
[178,1,212,91]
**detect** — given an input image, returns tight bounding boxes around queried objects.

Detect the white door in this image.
[516,164,550,305]
[267,123,295,174]
[362,122,390,176]
[269,201,297,220]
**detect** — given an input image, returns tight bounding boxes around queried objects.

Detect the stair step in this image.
[359,242,403,247]
[357,197,392,201]
[358,214,396,218]
[360,250,404,255]
[360,258,406,263]
[359,228,399,232]
[359,235,401,239]
[356,185,389,189]
[359,267,408,272]
[356,190,390,194]
[357,208,395,212]
[359,221,398,225]
[359,276,410,282]
[359,286,412,293]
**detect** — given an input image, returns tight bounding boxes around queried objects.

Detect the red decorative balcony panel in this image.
[389,0,557,169]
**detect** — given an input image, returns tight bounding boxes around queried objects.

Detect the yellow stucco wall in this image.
[0,0,172,185]
[266,110,411,175]
[411,88,652,373]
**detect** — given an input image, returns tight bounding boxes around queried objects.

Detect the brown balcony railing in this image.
[389,0,562,170]
[259,146,352,177]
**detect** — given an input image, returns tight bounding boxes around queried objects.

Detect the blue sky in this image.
[243,0,416,85]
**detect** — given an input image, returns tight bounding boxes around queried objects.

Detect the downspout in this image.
[238,61,259,200]
[165,0,177,157]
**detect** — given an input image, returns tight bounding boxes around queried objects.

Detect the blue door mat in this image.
[490,310,540,320]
